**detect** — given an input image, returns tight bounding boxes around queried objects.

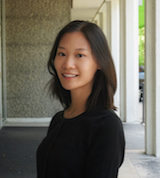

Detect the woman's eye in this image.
[77,54,84,58]
[58,52,65,56]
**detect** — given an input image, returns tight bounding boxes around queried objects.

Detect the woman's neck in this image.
[70,88,91,109]
[64,88,92,119]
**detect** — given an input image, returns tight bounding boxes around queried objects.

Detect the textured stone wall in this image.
[6,0,71,118]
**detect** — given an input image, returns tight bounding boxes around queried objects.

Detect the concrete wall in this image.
[5,0,71,118]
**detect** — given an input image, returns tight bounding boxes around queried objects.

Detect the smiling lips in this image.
[62,74,77,78]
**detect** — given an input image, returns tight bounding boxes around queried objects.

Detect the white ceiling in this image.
[72,0,103,9]
[71,0,142,21]
[71,0,104,21]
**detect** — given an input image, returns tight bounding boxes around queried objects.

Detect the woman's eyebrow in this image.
[58,47,88,51]
[58,46,65,49]
[75,48,88,51]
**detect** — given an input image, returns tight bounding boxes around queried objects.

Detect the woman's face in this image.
[54,31,99,93]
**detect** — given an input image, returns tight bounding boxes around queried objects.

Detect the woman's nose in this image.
[62,56,75,69]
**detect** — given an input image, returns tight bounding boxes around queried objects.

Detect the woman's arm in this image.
[85,114,125,178]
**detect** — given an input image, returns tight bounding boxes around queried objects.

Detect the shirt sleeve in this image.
[84,114,125,178]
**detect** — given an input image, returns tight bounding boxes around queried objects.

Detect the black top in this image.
[36,108,125,178]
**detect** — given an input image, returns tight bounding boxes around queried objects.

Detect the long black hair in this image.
[48,20,117,111]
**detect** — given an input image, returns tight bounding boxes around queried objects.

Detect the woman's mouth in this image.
[62,74,77,78]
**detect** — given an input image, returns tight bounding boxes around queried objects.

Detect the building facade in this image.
[0,0,160,157]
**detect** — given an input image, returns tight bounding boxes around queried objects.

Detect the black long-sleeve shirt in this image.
[37,108,125,178]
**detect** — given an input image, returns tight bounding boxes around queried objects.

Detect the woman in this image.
[37,20,125,178]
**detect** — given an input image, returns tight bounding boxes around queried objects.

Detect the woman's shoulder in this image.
[47,110,64,134]
[86,108,121,123]
[85,108,124,133]
[85,108,125,150]
[54,110,64,118]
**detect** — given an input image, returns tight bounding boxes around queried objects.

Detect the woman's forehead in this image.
[58,32,91,51]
